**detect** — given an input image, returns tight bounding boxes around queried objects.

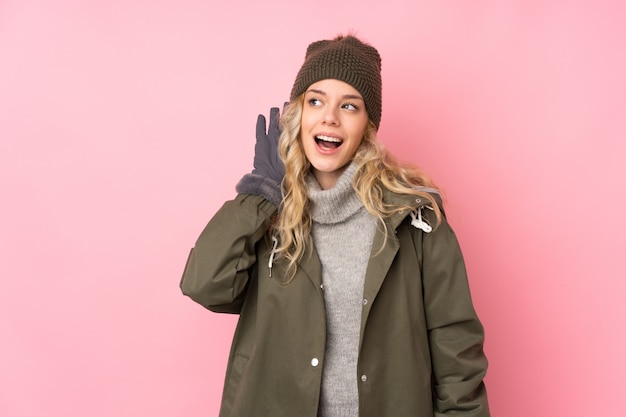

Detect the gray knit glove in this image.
[236,107,284,206]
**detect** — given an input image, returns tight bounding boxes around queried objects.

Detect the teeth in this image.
[316,135,342,143]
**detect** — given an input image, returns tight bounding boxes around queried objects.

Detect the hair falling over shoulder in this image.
[274,96,442,283]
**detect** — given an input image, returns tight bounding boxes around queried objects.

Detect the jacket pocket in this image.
[221,353,249,415]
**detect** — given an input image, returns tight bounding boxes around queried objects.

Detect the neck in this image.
[311,165,349,190]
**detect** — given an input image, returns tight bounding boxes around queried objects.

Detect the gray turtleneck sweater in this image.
[306,163,377,417]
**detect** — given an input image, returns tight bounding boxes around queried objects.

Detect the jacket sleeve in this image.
[420,214,490,416]
[180,194,277,313]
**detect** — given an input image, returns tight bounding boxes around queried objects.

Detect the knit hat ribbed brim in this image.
[290,35,382,129]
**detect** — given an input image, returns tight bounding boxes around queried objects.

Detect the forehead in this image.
[306,79,363,98]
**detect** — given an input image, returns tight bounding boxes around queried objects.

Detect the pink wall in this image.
[1,1,624,416]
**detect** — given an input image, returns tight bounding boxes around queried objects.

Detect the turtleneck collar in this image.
[306,163,364,225]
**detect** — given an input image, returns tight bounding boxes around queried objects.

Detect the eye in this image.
[308,98,322,107]
[342,102,359,111]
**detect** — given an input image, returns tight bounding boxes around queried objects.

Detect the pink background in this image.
[1,1,625,416]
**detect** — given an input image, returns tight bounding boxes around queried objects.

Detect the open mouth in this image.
[315,135,343,150]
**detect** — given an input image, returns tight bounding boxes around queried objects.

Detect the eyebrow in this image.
[306,89,364,101]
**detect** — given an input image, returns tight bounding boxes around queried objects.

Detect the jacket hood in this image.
[382,186,444,232]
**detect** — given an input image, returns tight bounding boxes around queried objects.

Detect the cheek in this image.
[300,110,313,133]
[348,114,367,134]
[349,121,367,144]
[349,130,366,155]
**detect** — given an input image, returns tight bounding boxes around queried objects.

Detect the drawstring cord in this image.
[410,205,433,233]
[268,235,278,277]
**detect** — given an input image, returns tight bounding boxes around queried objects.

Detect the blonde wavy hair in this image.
[274,95,442,281]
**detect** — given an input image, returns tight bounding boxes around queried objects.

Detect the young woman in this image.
[181,34,490,417]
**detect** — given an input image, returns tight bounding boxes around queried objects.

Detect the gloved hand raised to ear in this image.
[236,107,285,206]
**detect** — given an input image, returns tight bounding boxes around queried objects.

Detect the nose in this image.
[322,106,339,125]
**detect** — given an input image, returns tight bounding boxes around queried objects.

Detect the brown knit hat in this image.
[290,35,383,129]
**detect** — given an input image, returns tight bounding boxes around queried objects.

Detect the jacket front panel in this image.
[221,242,327,416]
[181,193,490,417]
